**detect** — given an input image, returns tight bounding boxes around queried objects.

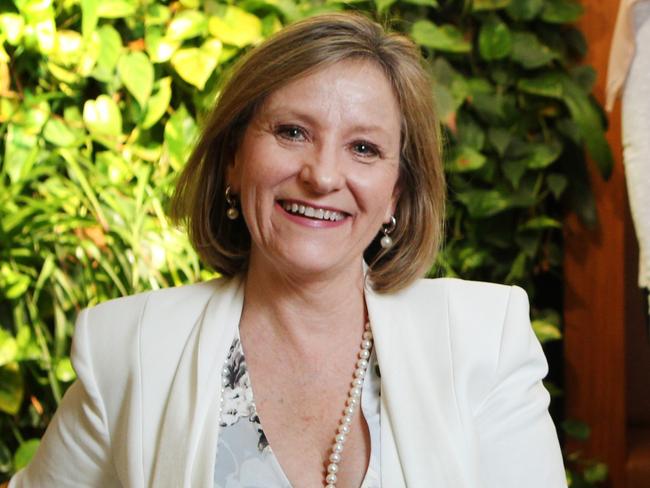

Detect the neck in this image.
[240,252,368,354]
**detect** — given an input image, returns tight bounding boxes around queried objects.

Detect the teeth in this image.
[281,201,345,221]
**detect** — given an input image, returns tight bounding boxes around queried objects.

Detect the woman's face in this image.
[228,59,402,280]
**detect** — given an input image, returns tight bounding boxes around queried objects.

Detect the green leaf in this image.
[502,157,527,188]
[473,0,511,11]
[457,189,511,218]
[164,105,198,171]
[411,20,471,53]
[404,0,438,6]
[517,73,564,98]
[432,84,455,126]
[571,65,597,93]
[15,326,40,361]
[479,18,512,60]
[447,146,487,172]
[3,124,39,184]
[375,0,397,12]
[118,51,154,108]
[522,216,562,230]
[505,252,527,283]
[0,13,25,45]
[171,48,219,90]
[561,78,613,178]
[43,118,80,147]
[81,0,98,40]
[55,357,76,382]
[488,127,511,156]
[208,6,263,48]
[180,0,200,8]
[145,4,171,26]
[97,0,136,18]
[541,0,584,23]
[521,140,563,169]
[584,463,608,483]
[506,0,543,20]
[83,94,122,137]
[92,25,123,82]
[145,27,180,63]
[510,32,557,69]
[142,77,172,129]
[547,173,567,199]
[167,10,208,41]
[0,330,17,367]
[0,363,24,415]
[14,439,40,471]
[562,419,590,440]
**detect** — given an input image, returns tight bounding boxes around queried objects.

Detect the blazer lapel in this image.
[366,281,474,487]
[151,277,244,488]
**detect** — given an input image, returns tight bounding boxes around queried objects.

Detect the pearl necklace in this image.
[324,323,373,487]
[218,324,374,488]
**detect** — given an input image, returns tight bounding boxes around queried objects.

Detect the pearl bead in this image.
[326,473,337,484]
[350,386,362,398]
[356,358,368,368]
[327,463,339,474]
[361,339,372,350]
[347,396,359,406]
[353,377,364,386]
[363,330,373,340]
[335,433,346,443]
[330,452,342,463]
[354,367,366,378]
[332,442,343,453]
[226,207,239,220]
[338,424,350,434]
[344,405,355,416]
[342,415,353,424]
[359,349,370,359]
[380,234,393,249]
[326,485,335,488]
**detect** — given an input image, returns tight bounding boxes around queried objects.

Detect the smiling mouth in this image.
[279,200,348,222]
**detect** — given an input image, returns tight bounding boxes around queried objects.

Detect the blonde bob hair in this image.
[171,12,445,293]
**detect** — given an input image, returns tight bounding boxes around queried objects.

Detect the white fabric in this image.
[9,276,566,487]
[623,1,650,299]
[606,0,648,111]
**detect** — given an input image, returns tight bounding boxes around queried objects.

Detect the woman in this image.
[9,12,566,488]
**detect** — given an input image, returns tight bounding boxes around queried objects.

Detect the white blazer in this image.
[10,276,567,487]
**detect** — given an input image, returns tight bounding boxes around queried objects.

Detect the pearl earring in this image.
[225,186,239,220]
[380,216,397,249]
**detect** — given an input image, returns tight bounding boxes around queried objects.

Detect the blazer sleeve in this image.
[9,309,121,488]
[475,286,567,488]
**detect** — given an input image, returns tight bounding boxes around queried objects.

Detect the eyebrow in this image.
[261,107,396,139]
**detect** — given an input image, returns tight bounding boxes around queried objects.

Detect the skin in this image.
[228,59,402,487]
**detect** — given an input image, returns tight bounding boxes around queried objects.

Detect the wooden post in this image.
[565,1,650,487]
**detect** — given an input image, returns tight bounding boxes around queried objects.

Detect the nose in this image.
[298,146,345,194]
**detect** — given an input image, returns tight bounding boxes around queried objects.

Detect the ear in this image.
[384,181,401,223]
[226,153,242,193]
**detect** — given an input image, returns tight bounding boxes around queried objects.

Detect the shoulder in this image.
[72,277,236,376]
[392,277,534,400]
[397,276,527,323]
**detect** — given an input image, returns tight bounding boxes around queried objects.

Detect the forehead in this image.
[257,59,402,136]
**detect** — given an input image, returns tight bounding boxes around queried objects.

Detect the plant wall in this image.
[0,0,610,484]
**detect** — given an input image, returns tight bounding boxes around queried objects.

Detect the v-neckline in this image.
[215,330,381,487]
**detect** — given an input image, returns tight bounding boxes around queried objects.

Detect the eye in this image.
[351,140,381,159]
[275,125,308,142]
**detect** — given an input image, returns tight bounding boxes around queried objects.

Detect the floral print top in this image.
[214,331,381,488]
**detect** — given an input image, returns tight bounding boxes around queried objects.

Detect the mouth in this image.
[278,200,349,222]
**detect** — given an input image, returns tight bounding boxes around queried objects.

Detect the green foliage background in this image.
[0,0,611,483]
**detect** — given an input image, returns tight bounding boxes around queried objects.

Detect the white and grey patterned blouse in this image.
[214,331,381,488]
